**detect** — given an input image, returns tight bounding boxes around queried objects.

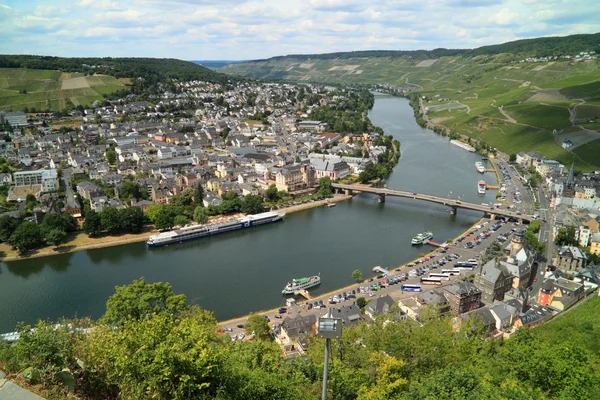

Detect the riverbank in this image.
[218,215,485,326]
[0,194,352,263]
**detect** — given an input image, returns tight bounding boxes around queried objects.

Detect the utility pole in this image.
[317,308,342,400]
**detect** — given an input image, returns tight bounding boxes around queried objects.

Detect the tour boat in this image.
[478,180,486,195]
[282,275,321,294]
[411,232,434,245]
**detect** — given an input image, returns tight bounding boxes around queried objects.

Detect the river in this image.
[0,94,498,332]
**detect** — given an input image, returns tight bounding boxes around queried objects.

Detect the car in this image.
[369,293,376,297]
[236,324,245,329]
[224,327,233,332]
[217,329,225,333]
[533,277,537,282]
[274,314,282,319]
[238,333,245,340]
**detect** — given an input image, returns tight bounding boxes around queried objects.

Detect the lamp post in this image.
[317,309,342,400]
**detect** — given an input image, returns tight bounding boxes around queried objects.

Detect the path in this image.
[498,106,517,123]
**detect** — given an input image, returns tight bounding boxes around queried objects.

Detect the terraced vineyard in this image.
[220,38,600,171]
[0,68,128,111]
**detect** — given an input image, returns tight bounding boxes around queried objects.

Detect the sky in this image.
[1,0,598,60]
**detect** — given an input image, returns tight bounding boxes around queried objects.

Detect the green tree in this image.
[44,228,67,247]
[0,216,21,242]
[119,206,145,233]
[171,187,194,208]
[83,210,102,237]
[480,241,504,265]
[352,269,363,282]
[174,215,190,226]
[100,206,121,234]
[509,153,517,163]
[555,225,577,246]
[119,181,144,200]
[317,176,333,197]
[8,221,44,253]
[528,175,538,188]
[356,297,367,309]
[193,184,204,207]
[193,206,208,223]
[265,184,280,202]
[244,314,271,340]
[241,194,264,214]
[153,206,176,230]
[41,212,77,233]
[102,278,188,325]
[105,149,117,165]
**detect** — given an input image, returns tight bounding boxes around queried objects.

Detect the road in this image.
[218,217,519,339]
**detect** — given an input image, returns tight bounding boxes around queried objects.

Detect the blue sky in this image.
[1,0,598,60]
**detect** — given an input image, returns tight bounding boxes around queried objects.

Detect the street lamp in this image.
[317,309,342,400]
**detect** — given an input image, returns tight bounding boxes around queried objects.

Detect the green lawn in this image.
[0,68,129,111]
[573,138,600,166]
[560,81,600,98]
[504,103,571,130]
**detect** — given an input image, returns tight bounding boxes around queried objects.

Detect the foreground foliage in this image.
[1,280,599,399]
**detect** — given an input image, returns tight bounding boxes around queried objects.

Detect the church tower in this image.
[510,230,525,257]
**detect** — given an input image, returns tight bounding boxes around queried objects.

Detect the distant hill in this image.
[191,60,246,69]
[218,33,600,171]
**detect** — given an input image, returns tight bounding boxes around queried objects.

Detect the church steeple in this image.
[567,161,575,188]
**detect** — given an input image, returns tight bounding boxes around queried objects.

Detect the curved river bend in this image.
[0,94,498,332]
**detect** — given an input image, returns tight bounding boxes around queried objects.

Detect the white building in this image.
[13,169,59,192]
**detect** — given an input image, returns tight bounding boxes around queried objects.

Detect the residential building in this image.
[0,111,27,127]
[275,164,315,192]
[365,295,395,319]
[589,233,600,256]
[76,181,103,200]
[331,304,364,327]
[311,158,350,181]
[279,314,316,354]
[459,306,496,337]
[538,277,585,311]
[474,259,513,304]
[416,289,451,316]
[578,226,591,247]
[554,246,587,272]
[489,302,519,332]
[443,282,482,314]
[513,304,554,329]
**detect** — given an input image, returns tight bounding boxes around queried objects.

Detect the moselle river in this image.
[0,94,497,332]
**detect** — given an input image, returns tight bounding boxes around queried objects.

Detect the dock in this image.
[424,239,443,247]
[372,266,389,275]
[486,184,500,190]
[296,289,312,300]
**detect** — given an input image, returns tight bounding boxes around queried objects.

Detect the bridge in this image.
[332,183,535,222]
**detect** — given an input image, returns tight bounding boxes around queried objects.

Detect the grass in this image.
[504,103,571,130]
[0,68,129,111]
[560,81,600,98]
[573,138,600,166]
[574,105,600,120]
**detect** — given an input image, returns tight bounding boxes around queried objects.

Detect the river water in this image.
[0,94,498,332]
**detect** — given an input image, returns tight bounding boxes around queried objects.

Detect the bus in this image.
[420,277,443,286]
[401,284,422,292]
[429,273,450,281]
[441,269,461,276]
[455,262,476,270]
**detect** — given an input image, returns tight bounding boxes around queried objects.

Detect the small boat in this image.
[478,180,486,195]
[475,161,486,174]
[326,202,336,208]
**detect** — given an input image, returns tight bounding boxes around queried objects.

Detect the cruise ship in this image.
[282,275,321,294]
[478,180,487,195]
[411,231,434,245]
[146,211,285,247]
[450,139,476,152]
[475,161,486,174]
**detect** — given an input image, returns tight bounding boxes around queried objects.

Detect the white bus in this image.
[441,269,461,276]
[401,284,423,292]
[429,273,450,281]
[420,277,443,286]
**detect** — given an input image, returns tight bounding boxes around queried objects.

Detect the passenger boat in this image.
[282,275,321,294]
[475,161,486,174]
[411,232,434,245]
[326,202,336,208]
[478,180,486,195]
[450,139,476,152]
[146,211,285,247]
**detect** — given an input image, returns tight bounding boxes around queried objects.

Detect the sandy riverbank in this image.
[0,194,352,263]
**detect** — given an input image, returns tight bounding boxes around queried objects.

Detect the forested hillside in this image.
[0,279,598,399]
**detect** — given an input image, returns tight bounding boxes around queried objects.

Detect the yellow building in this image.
[591,233,600,255]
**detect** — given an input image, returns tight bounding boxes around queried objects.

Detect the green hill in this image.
[0,56,232,112]
[219,33,600,171]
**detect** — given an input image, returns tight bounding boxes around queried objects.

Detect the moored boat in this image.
[450,139,476,152]
[475,161,485,174]
[478,180,486,195]
[147,211,285,247]
[411,231,434,245]
[282,275,321,294]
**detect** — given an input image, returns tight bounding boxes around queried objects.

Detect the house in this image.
[474,258,513,304]
[590,233,600,256]
[538,277,585,311]
[398,298,423,321]
[331,304,364,327]
[553,246,587,272]
[203,192,223,208]
[459,306,497,337]
[443,282,482,315]
[575,264,600,285]
[416,289,451,316]
[513,304,554,329]
[311,158,350,181]
[0,173,12,185]
[64,200,82,219]
[275,164,315,192]
[488,301,518,331]
[365,295,394,319]
[500,247,534,290]
[76,181,104,201]
[279,314,316,353]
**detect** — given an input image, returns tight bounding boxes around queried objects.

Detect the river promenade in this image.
[0,194,351,263]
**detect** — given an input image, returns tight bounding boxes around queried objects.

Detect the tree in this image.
[317,176,333,197]
[83,210,102,237]
[265,184,280,202]
[119,206,145,233]
[528,175,538,188]
[100,206,121,234]
[194,206,208,223]
[241,194,264,214]
[509,153,517,163]
[244,314,271,340]
[105,149,117,165]
[0,216,21,242]
[102,278,188,325]
[193,184,204,207]
[171,187,194,208]
[555,225,577,246]
[480,241,504,265]
[8,221,44,253]
[41,212,77,233]
[352,269,363,282]
[356,297,367,309]
[45,228,67,247]
[119,181,144,200]
[174,215,190,227]
[153,206,176,230]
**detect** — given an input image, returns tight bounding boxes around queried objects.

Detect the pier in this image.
[296,289,312,300]
[332,183,535,222]
[424,239,444,247]
[372,266,389,275]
